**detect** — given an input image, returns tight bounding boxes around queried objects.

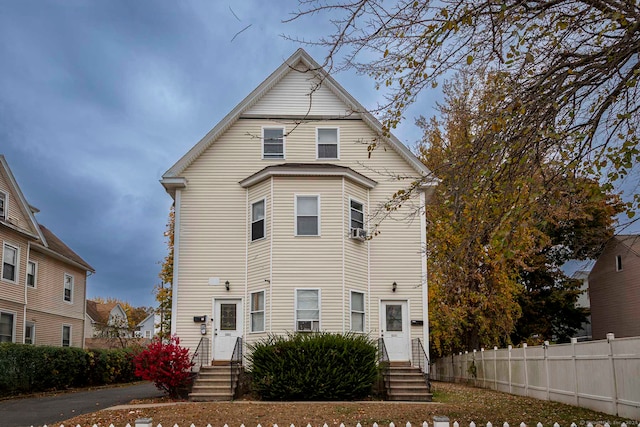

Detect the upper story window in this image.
[317,128,339,159]
[27,260,37,288]
[0,311,15,343]
[0,191,6,221]
[350,291,365,332]
[296,289,320,332]
[350,199,364,230]
[251,199,266,241]
[616,255,623,271]
[2,243,18,283]
[250,290,265,333]
[263,127,285,159]
[295,195,320,236]
[64,274,74,302]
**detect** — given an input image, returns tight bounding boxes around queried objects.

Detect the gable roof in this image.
[38,224,95,272]
[613,234,640,256]
[161,49,437,193]
[86,300,126,324]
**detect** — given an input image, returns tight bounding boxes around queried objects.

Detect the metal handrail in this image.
[411,338,431,392]
[377,337,391,399]
[190,336,210,372]
[230,337,243,399]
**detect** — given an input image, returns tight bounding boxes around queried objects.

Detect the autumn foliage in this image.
[133,336,193,397]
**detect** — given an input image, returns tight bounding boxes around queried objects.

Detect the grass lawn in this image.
[56,382,637,427]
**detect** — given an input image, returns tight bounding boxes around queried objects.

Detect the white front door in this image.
[380,300,410,361]
[212,298,243,361]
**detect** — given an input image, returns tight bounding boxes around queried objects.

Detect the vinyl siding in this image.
[175,116,427,354]
[589,239,640,339]
[0,169,36,234]
[0,299,22,343]
[26,308,84,347]
[0,228,27,304]
[244,62,351,117]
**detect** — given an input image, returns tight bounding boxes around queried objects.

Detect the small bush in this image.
[85,348,140,386]
[133,336,194,397]
[248,332,378,400]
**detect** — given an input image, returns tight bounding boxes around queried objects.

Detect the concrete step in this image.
[387,391,433,402]
[189,392,233,402]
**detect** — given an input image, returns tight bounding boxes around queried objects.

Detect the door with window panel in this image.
[212,299,243,361]
[380,300,410,361]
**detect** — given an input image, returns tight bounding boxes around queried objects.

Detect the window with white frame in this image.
[317,128,339,159]
[0,191,6,221]
[62,325,71,347]
[0,311,14,343]
[350,199,364,231]
[27,260,37,288]
[25,322,35,344]
[296,289,320,332]
[296,195,319,236]
[263,128,285,159]
[145,330,151,338]
[250,290,265,332]
[2,243,18,282]
[251,199,266,241]
[350,291,365,332]
[64,274,74,302]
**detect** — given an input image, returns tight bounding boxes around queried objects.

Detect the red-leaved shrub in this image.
[133,336,194,397]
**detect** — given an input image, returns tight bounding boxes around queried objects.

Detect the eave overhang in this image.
[160,177,188,199]
[239,163,378,190]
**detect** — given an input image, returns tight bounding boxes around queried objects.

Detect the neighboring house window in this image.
[350,291,365,332]
[296,195,320,236]
[145,330,151,338]
[296,289,320,332]
[27,260,37,288]
[0,311,15,343]
[0,191,6,221]
[251,199,266,241]
[263,128,285,159]
[250,290,265,332]
[2,243,18,282]
[350,199,364,230]
[616,255,623,271]
[317,128,339,159]
[63,274,74,302]
[62,325,71,347]
[25,322,35,344]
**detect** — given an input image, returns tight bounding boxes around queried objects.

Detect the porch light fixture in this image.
[225,280,230,291]
[392,281,397,292]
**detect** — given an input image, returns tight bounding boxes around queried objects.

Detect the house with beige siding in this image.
[0,155,94,347]
[161,49,437,379]
[589,235,640,339]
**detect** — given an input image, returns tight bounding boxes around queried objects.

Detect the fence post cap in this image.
[433,416,450,423]
[522,343,527,348]
[135,417,153,427]
[570,337,578,344]
[606,333,615,342]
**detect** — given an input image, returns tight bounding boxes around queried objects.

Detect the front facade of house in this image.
[0,155,94,347]
[161,49,436,364]
[85,300,130,338]
[589,235,640,339]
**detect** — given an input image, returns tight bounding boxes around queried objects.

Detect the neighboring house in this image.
[589,234,640,339]
[0,155,94,347]
[160,49,437,365]
[571,260,594,341]
[135,312,160,339]
[85,299,130,338]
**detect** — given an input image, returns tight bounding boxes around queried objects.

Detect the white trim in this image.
[240,165,377,190]
[349,197,365,232]
[62,324,72,347]
[250,197,267,242]
[294,194,321,237]
[316,127,340,160]
[26,259,37,288]
[0,309,17,343]
[261,126,286,160]
[420,190,430,369]
[349,290,366,333]
[268,177,274,332]
[0,189,7,221]
[171,192,182,336]
[341,178,345,333]
[24,321,35,345]
[294,288,321,332]
[63,273,74,303]
[1,242,19,284]
[249,290,266,333]
[367,189,371,333]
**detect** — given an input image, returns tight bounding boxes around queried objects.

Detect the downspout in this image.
[171,190,182,336]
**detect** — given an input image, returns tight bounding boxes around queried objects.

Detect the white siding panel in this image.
[245,65,351,117]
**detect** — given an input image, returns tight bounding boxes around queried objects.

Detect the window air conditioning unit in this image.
[350,227,367,241]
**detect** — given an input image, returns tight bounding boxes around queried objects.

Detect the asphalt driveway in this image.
[0,382,164,427]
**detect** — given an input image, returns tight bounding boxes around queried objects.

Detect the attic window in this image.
[616,255,622,271]
[317,128,339,159]
[263,128,284,159]
[0,191,6,221]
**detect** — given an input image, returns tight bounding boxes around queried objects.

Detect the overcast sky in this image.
[0,1,437,308]
[1,2,636,308]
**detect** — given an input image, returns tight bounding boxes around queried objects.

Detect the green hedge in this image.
[248,332,379,400]
[0,343,140,397]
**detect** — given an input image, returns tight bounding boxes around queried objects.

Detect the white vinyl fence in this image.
[430,335,640,420]
[39,421,635,427]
